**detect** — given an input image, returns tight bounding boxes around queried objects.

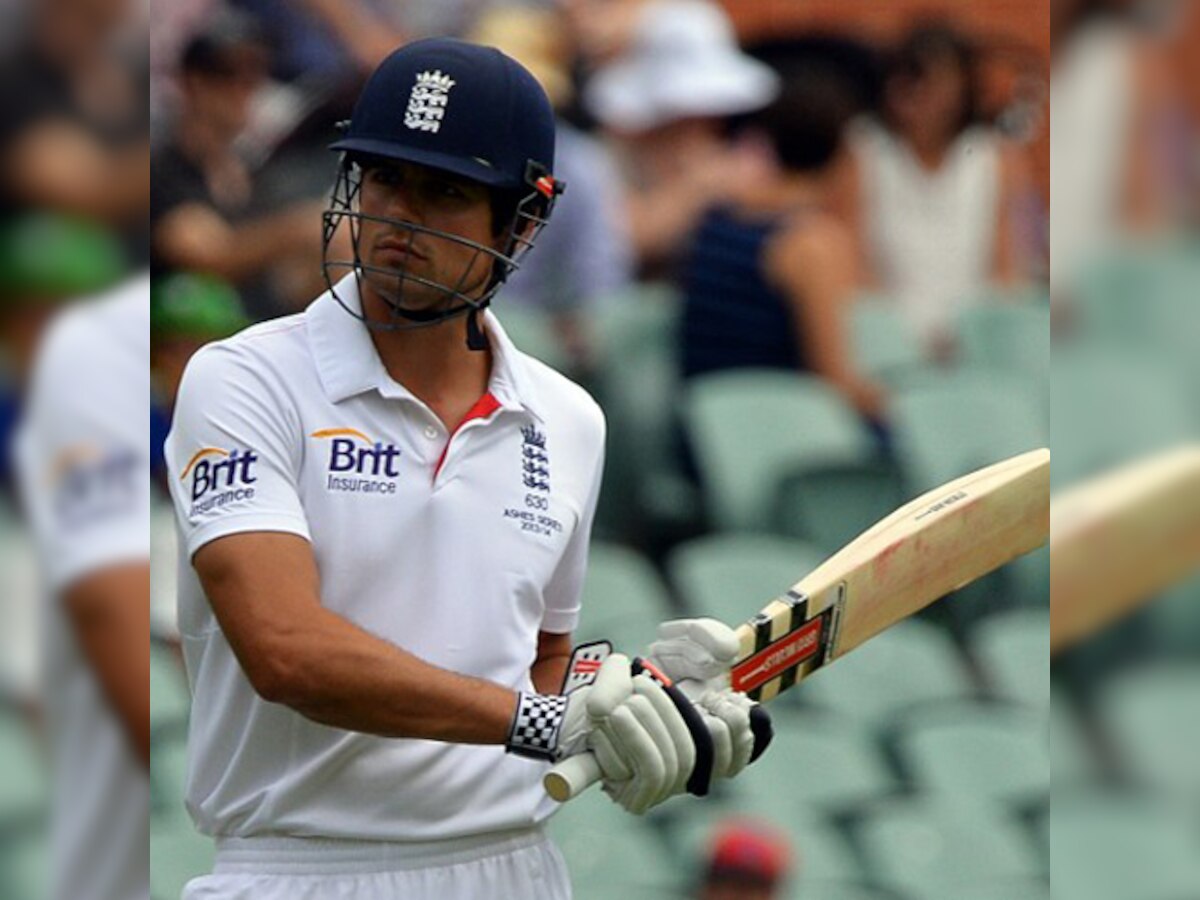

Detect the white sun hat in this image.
[584,0,780,132]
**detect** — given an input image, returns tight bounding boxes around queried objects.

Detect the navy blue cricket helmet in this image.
[322,38,565,346]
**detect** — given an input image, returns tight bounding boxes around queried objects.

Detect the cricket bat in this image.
[545,447,1051,802]
[1050,444,1200,654]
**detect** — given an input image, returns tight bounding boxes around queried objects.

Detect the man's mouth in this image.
[376,238,428,262]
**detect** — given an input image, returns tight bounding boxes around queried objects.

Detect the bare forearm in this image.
[64,565,151,769]
[255,607,519,744]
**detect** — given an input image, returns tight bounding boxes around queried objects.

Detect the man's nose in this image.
[383,182,424,223]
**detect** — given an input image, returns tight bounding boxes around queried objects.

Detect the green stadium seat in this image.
[1097,663,1200,796]
[956,303,1050,380]
[0,829,49,900]
[494,306,573,375]
[0,710,47,826]
[970,609,1050,708]
[1048,696,1098,790]
[796,881,908,900]
[1050,348,1199,490]
[588,283,686,538]
[576,541,674,652]
[152,734,192,826]
[1050,790,1200,900]
[150,823,215,900]
[887,372,1047,494]
[799,620,975,728]
[770,460,906,555]
[849,298,926,386]
[548,786,681,899]
[925,879,1051,900]
[150,643,191,737]
[1146,573,1200,654]
[665,534,826,626]
[683,370,877,531]
[892,704,1049,808]
[854,799,1041,895]
[733,711,897,815]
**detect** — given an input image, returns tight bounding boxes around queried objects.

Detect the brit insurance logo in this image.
[48,442,141,529]
[312,428,401,496]
[181,446,258,516]
[404,70,456,133]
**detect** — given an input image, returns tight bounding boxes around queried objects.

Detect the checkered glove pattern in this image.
[506,692,569,761]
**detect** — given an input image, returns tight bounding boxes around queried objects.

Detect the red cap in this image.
[706,820,792,884]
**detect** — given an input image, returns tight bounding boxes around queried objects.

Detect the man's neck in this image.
[363,291,493,429]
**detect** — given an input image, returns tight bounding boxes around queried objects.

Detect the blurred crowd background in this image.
[0,0,1197,897]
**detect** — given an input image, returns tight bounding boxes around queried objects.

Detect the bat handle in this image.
[544,753,602,802]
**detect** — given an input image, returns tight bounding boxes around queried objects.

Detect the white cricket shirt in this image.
[165,274,606,841]
[14,275,151,900]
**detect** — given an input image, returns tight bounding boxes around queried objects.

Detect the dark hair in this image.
[180,8,269,76]
[752,66,856,173]
[885,22,981,134]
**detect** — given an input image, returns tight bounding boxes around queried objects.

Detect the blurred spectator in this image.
[232,0,405,82]
[1,213,148,900]
[583,0,779,277]
[1050,0,1180,296]
[470,5,633,370]
[0,0,149,256]
[841,23,1035,356]
[0,213,125,389]
[697,819,793,900]
[680,71,886,419]
[0,213,125,703]
[150,7,335,317]
[150,271,249,481]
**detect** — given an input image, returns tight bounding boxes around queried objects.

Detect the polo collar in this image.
[308,274,545,421]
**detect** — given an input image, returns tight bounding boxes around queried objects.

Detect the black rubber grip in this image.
[631,658,715,797]
[748,704,774,764]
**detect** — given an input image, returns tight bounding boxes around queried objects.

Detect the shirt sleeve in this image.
[16,304,150,593]
[540,405,606,634]
[164,341,311,559]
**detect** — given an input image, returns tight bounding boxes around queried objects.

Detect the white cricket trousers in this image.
[181,827,573,900]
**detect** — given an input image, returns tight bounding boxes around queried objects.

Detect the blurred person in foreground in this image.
[680,71,886,420]
[582,0,779,278]
[0,212,149,900]
[151,6,337,317]
[840,23,1035,358]
[0,0,148,250]
[696,819,792,900]
[164,38,762,900]
[469,5,633,372]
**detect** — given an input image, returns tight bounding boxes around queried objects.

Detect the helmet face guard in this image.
[320,155,561,340]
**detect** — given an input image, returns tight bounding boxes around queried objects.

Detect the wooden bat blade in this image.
[731,448,1050,701]
[1050,445,1200,654]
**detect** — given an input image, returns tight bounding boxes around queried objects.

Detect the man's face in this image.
[354,159,503,316]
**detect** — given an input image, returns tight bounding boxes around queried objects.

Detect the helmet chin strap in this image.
[371,290,491,352]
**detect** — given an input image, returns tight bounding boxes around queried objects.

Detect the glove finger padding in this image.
[631,673,695,801]
[649,618,740,683]
[601,699,671,814]
[586,652,635,721]
[702,691,757,778]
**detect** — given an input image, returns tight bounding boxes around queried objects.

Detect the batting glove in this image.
[647,618,773,791]
[506,651,711,815]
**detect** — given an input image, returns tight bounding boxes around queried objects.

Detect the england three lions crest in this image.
[405,70,456,133]
[521,425,550,492]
